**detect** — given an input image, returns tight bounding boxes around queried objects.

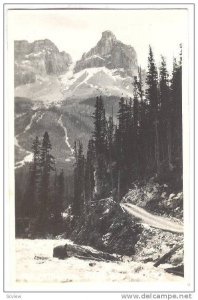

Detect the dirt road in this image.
[120,203,183,233]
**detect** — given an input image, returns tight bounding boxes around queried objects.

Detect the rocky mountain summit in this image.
[15,39,72,87]
[14,32,142,168]
[74,30,138,76]
[15,32,140,102]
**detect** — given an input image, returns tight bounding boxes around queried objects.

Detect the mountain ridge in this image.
[15,39,72,87]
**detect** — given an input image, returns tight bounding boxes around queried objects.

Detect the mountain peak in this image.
[14,39,72,87]
[74,31,138,76]
[101,30,116,41]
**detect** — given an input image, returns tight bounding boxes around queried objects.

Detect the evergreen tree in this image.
[136,67,148,178]
[84,139,95,211]
[106,114,115,193]
[38,132,55,233]
[146,46,159,110]
[159,56,173,170]
[146,46,160,175]
[69,45,183,216]
[116,97,134,199]
[72,141,85,216]
[132,77,140,178]
[158,48,182,188]
[92,96,108,197]
[159,56,170,113]
[137,66,144,103]
[57,169,64,212]
[52,169,65,234]
[22,136,40,218]
[93,96,107,155]
[171,50,182,169]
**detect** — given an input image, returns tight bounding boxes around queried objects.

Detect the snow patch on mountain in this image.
[15,112,27,120]
[84,55,105,62]
[24,112,38,132]
[15,152,33,169]
[36,112,44,123]
[15,132,33,169]
[59,66,134,100]
[15,111,45,169]
[15,75,65,103]
[15,135,33,169]
[58,114,74,158]
[15,136,20,148]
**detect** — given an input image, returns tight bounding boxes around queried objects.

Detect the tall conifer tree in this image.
[22,136,40,218]
[72,141,85,216]
[159,56,173,169]
[146,46,160,175]
[92,96,108,197]
[38,132,55,232]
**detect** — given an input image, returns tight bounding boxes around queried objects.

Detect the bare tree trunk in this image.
[93,169,98,195]
[154,118,160,176]
[109,149,114,194]
[167,119,173,171]
[154,244,182,267]
[53,243,119,261]
[117,169,121,202]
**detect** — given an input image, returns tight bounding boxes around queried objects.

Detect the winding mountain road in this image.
[120,203,183,233]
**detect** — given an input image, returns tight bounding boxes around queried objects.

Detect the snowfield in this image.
[59,66,134,100]
[15,239,184,284]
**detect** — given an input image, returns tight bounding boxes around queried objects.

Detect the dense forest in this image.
[15,45,182,237]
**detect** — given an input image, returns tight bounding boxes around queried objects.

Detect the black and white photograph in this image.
[3,3,195,294]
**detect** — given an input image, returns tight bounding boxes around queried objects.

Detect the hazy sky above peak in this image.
[8,9,188,71]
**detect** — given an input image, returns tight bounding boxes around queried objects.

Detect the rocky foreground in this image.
[60,179,184,266]
[15,179,184,284]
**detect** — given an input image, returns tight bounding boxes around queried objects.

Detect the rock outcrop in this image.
[74,30,138,76]
[14,39,72,86]
[53,244,68,259]
[67,198,143,256]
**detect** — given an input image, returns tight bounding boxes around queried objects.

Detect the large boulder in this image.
[53,244,68,259]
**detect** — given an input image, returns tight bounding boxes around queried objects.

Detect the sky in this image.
[8,9,188,71]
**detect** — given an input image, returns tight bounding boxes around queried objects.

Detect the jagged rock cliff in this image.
[14,39,72,86]
[74,30,138,76]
